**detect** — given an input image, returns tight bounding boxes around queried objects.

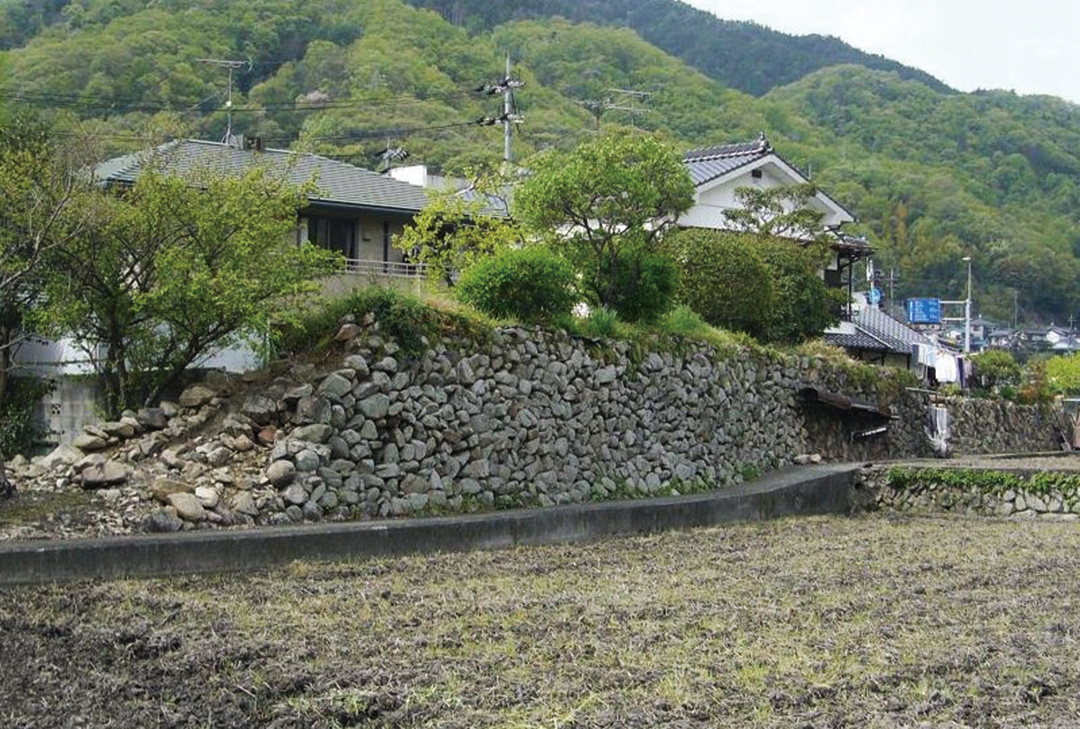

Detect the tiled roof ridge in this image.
[175,139,380,175]
[684,133,772,162]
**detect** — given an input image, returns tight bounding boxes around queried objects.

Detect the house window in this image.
[308,216,356,260]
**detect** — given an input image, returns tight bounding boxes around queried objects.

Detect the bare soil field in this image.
[3,514,1080,728]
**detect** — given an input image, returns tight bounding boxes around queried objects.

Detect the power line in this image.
[48,118,492,146]
[0,86,483,115]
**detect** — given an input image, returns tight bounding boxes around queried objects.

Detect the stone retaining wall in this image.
[8,316,1065,533]
[860,465,1080,520]
[258,327,808,520]
[249,320,1061,523]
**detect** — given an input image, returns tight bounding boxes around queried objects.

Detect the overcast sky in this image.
[682,0,1080,104]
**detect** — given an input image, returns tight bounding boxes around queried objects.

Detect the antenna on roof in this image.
[198,58,252,146]
[606,88,652,134]
[378,145,409,173]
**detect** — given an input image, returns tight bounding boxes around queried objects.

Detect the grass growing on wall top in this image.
[276,288,497,357]
[274,285,912,400]
[886,467,1080,497]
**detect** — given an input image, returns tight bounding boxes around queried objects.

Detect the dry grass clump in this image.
[3,514,1080,727]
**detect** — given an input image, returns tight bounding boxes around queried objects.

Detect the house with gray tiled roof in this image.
[95,138,431,275]
[824,297,932,370]
[679,135,872,322]
[681,135,857,231]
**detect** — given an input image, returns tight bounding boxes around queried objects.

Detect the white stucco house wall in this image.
[678,135,872,335]
[680,135,855,232]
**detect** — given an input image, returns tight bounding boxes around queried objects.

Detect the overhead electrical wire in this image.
[49,117,492,145]
[0,86,483,115]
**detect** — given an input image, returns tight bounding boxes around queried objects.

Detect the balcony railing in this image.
[341,258,427,278]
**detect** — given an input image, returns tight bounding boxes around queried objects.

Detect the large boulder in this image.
[136,407,169,431]
[81,461,130,489]
[100,420,137,439]
[37,444,84,470]
[168,492,207,522]
[151,479,193,504]
[358,394,390,420]
[73,432,108,452]
[291,423,333,444]
[317,372,353,399]
[241,393,278,425]
[267,460,297,487]
[145,509,184,533]
[178,384,216,409]
[231,491,259,517]
[295,396,331,425]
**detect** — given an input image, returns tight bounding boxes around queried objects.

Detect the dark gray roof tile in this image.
[823,330,891,352]
[95,139,430,214]
[683,137,773,186]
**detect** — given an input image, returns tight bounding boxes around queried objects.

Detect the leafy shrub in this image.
[661,228,775,338]
[456,247,577,324]
[753,238,841,344]
[594,248,679,323]
[661,229,842,344]
[1018,356,1055,404]
[580,306,620,339]
[971,350,1021,393]
[660,304,710,337]
[1045,353,1080,395]
[0,377,53,457]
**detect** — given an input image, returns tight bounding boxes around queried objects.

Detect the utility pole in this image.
[941,256,973,354]
[873,267,900,308]
[964,256,972,353]
[198,58,250,145]
[504,54,514,165]
[476,56,524,165]
[606,88,651,133]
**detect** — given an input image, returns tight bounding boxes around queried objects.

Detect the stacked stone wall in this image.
[9,318,1065,532]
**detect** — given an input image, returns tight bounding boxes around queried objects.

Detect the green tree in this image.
[661,228,775,337]
[598,248,679,324]
[754,237,842,344]
[1046,354,1080,396]
[0,111,95,408]
[970,350,1021,393]
[514,132,694,309]
[394,172,521,287]
[722,183,829,241]
[43,166,338,416]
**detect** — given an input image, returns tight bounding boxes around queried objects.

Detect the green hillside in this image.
[0,0,1078,323]
[764,66,1080,321]
[403,0,952,96]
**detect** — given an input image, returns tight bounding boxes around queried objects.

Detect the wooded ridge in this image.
[1,0,1078,323]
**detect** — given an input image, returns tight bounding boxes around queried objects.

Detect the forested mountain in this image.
[404,0,953,96]
[0,0,1078,324]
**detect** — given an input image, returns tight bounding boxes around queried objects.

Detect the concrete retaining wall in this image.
[0,464,859,586]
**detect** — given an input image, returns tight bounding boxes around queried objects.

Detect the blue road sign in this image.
[868,287,882,304]
[906,297,942,324]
